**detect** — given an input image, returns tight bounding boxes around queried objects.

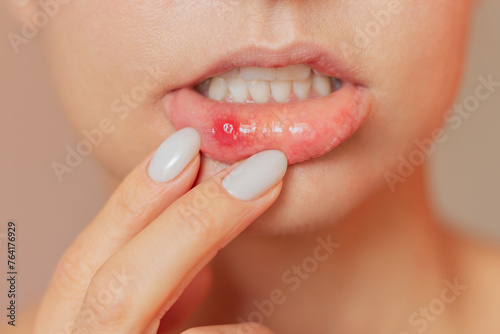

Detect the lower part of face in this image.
[43,0,471,234]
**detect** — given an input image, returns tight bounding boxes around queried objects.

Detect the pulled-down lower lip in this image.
[163,82,371,165]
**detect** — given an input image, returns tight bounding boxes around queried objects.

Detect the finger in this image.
[35,128,201,334]
[182,323,275,334]
[158,266,213,333]
[74,150,287,333]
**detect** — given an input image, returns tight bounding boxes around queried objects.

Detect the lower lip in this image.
[163,83,371,165]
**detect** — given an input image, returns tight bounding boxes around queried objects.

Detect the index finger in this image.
[74,150,287,333]
[36,128,201,334]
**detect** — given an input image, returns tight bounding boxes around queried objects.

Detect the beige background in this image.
[0,0,499,309]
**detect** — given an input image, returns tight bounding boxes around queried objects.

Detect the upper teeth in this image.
[198,65,341,103]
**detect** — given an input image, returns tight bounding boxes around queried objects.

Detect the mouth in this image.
[163,44,371,165]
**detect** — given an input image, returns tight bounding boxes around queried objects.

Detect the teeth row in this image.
[199,66,341,103]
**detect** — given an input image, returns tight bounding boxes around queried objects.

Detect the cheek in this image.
[371,2,470,145]
[43,1,185,177]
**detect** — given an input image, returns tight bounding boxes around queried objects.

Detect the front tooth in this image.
[276,65,311,80]
[208,77,228,101]
[312,74,331,97]
[293,78,312,100]
[270,81,292,103]
[227,77,249,103]
[241,67,277,81]
[247,80,270,103]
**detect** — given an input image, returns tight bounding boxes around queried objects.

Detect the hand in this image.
[34,128,286,333]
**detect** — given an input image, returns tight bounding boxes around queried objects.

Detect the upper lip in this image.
[170,42,367,92]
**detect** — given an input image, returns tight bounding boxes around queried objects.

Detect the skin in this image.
[5,0,500,333]
[37,0,471,234]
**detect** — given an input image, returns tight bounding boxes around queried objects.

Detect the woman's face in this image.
[41,0,471,234]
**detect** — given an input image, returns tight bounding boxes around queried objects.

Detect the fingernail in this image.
[222,150,287,201]
[148,127,201,183]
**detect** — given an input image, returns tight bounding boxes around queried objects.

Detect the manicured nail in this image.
[148,128,201,183]
[222,150,287,201]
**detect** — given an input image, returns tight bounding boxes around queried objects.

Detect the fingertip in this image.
[221,150,287,201]
[148,128,201,183]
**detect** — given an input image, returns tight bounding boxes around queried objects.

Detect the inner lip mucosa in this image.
[195,65,342,104]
